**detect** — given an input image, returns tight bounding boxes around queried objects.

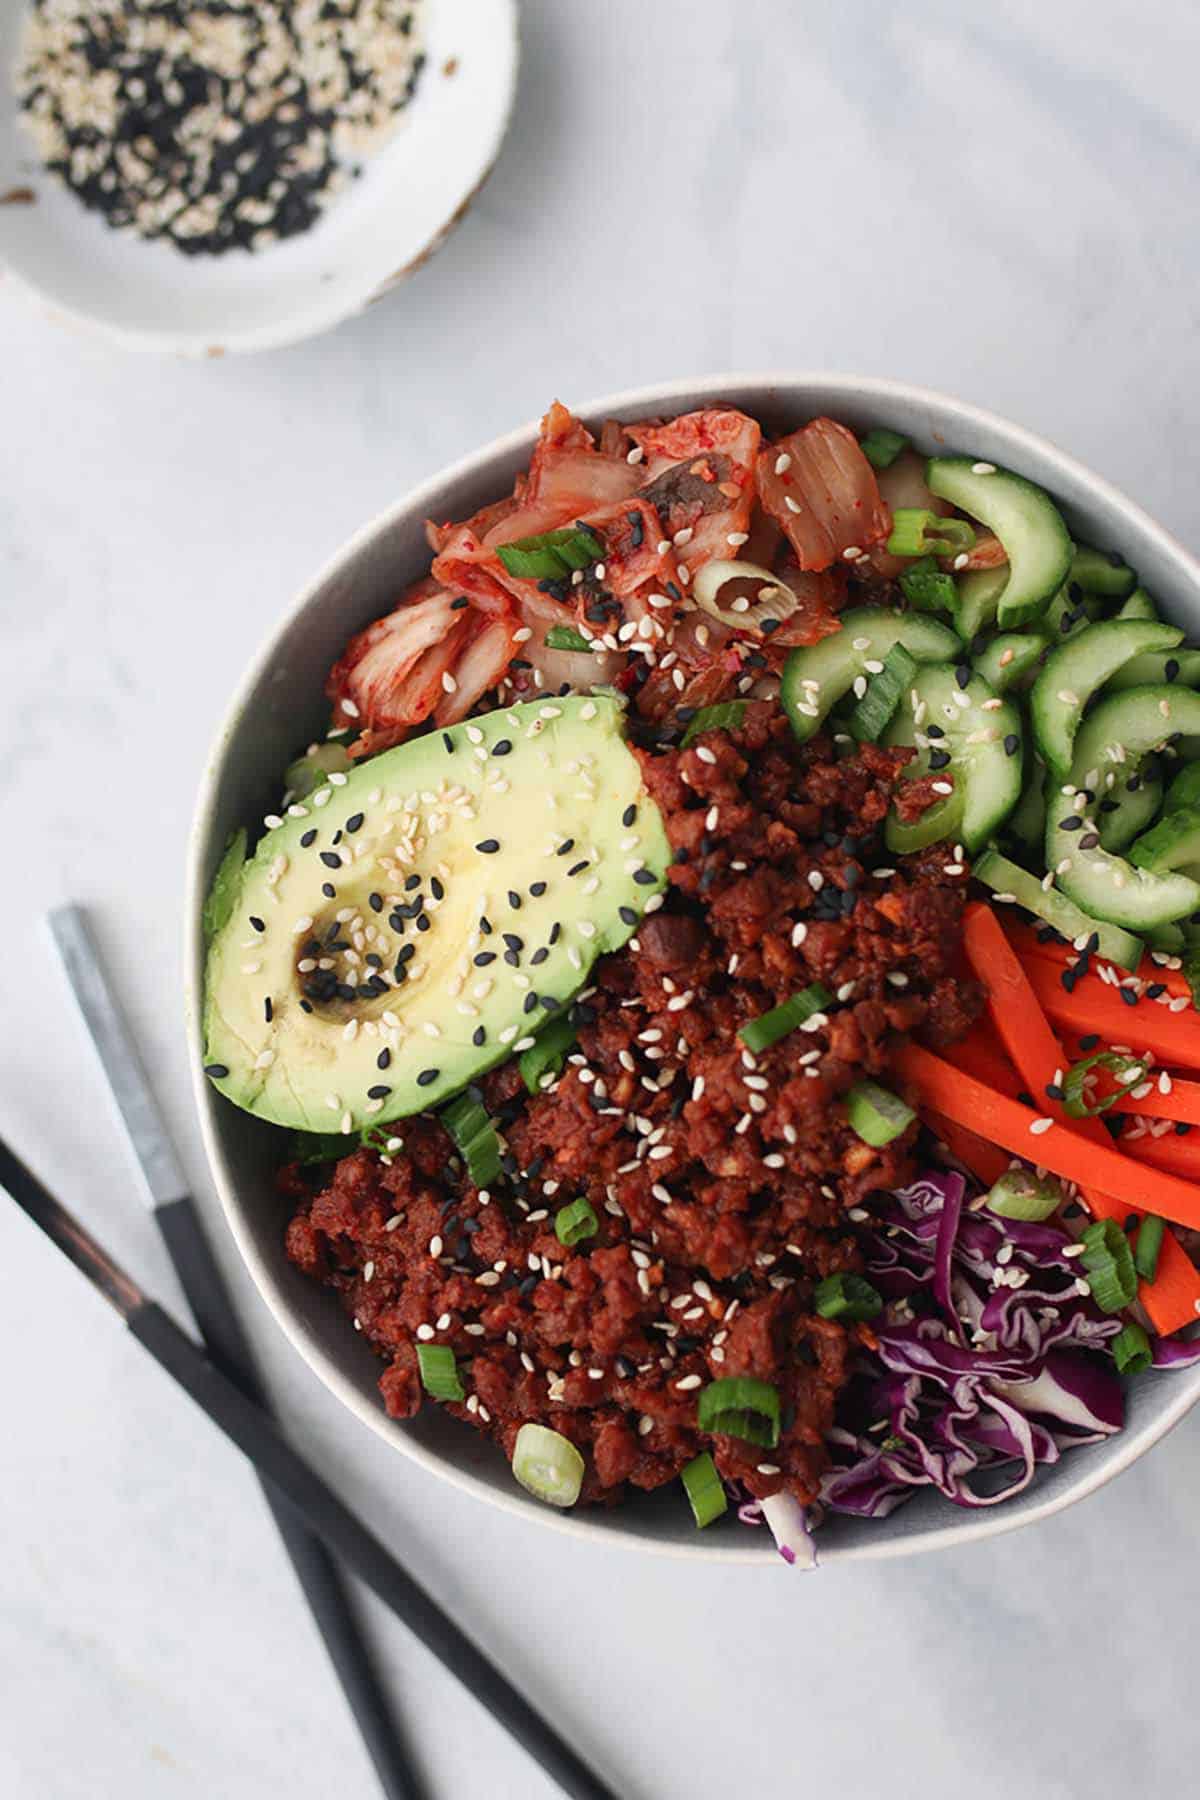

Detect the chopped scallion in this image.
[738,983,833,1053]
[858,427,908,470]
[496,526,605,580]
[519,1015,577,1094]
[696,1376,781,1448]
[1079,1217,1138,1314]
[1111,1321,1153,1376]
[985,1168,1062,1222]
[898,556,959,615]
[555,1197,599,1248]
[416,1343,465,1402]
[544,624,593,652]
[512,1423,585,1507]
[813,1272,883,1322]
[681,1452,728,1528]
[845,1079,915,1147]
[1061,1049,1150,1118]
[848,644,918,742]
[1134,1213,1165,1283]
[441,1093,503,1187]
[681,700,747,748]
[886,508,976,560]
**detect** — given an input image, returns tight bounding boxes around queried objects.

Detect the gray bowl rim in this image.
[186,371,1200,1562]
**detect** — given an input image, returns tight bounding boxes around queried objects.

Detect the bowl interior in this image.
[0,0,516,354]
[188,374,1200,1559]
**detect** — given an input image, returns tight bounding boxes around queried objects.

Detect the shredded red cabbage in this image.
[820,1169,1130,1517]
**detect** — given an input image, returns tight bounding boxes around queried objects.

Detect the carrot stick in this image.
[956,1024,1024,1097]
[1118,1126,1200,1182]
[1007,919,1192,1006]
[961,903,1200,1333]
[896,1040,1200,1236]
[1106,1077,1200,1125]
[1014,951,1200,1071]
[924,1108,1013,1188]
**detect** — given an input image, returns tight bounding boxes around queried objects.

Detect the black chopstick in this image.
[47,905,423,1800]
[0,1138,622,1800]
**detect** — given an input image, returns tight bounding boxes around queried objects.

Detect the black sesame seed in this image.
[1079,832,1100,850]
[539,995,559,1011]
[319,851,341,869]
[1004,734,1019,756]
[566,860,588,877]
[955,665,970,689]
[417,1069,440,1087]
[300,1000,313,1014]
[299,829,317,848]
[443,732,455,752]
[633,868,656,885]
[479,915,493,934]
[1119,986,1139,1006]
[430,876,445,901]
[503,950,520,967]
[556,839,575,856]
[345,812,364,833]
[416,915,430,932]
[1147,982,1166,998]
[474,951,497,967]
[523,993,538,1014]
[1059,816,1083,832]
[322,882,336,899]
[492,739,513,757]
[1079,1033,1100,1051]
[531,947,549,965]
[248,915,266,932]
[1166,659,1181,681]
[264,998,273,1023]
[336,983,357,1001]
[622,804,638,827]
[450,596,469,610]
[472,1026,486,1046]
[204,1063,230,1079]
[1127,775,1142,793]
[476,839,501,855]
[1176,1123,1193,1137]
[926,724,945,740]
[618,905,638,927]
[503,933,524,951]
[397,941,416,963]
[929,749,952,771]
[549,922,562,945]
[368,892,383,913]
[508,890,522,910]
[530,882,547,898]
[367,1085,392,1100]
[377,1049,391,1070]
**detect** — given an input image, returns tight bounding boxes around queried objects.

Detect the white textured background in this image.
[4,3,1200,1796]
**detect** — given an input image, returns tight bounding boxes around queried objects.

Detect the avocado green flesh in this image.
[202,696,670,1133]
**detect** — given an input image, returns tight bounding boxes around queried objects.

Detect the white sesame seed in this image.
[971,461,997,475]
[428,1235,444,1258]
[416,1324,434,1341]
[676,1374,703,1391]
[1028,1117,1054,1136]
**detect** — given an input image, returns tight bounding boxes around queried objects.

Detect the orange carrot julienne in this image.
[1006,920,1190,1002]
[1106,1075,1200,1126]
[896,1040,1200,1235]
[1014,951,1200,1071]
[961,903,1200,1333]
[1118,1125,1200,1181]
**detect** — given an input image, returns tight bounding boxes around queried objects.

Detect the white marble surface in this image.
[5,2,1200,1796]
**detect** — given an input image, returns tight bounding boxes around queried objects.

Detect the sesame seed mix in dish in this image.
[15,0,425,255]
[202,403,1200,1559]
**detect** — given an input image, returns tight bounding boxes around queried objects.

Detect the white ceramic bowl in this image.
[187,374,1200,1561]
[0,0,517,355]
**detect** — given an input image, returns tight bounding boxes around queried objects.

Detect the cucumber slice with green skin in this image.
[1130,804,1200,873]
[1117,587,1159,622]
[1104,648,1200,693]
[1071,685,1200,791]
[1069,544,1137,599]
[1144,920,1186,953]
[1006,755,1046,853]
[972,848,1144,969]
[925,457,1073,629]
[847,643,918,742]
[1098,770,1162,853]
[1030,620,1183,777]
[1047,803,1200,929]
[1043,583,1102,641]
[973,631,1047,694]
[780,607,960,744]
[883,664,1022,852]
[1165,762,1200,813]
[884,785,964,854]
[956,566,1010,642]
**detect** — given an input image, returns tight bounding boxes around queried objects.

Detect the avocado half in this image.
[202,695,671,1134]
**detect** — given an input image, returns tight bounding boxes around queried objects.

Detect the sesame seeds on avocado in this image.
[201,697,671,1134]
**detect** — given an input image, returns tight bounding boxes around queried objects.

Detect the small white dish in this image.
[0,0,517,355]
[187,374,1200,1560]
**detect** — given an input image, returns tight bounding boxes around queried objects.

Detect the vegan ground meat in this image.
[283,702,982,1508]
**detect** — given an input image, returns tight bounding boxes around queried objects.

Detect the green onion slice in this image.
[555,1197,599,1248]
[898,557,958,615]
[519,1015,578,1094]
[813,1272,884,1322]
[441,1093,503,1187]
[1079,1217,1138,1314]
[848,644,918,743]
[1061,1049,1150,1118]
[858,427,908,470]
[496,526,605,580]
[416,1343,465,1403]
[738,982,833,1053]
[681,1452,728,1528]
[696,1376,781,1447]
[680,700,747,748]
[1111,1321,1153,1376]
[511,1423,586,1507]
[845,1079,915,1147]
[1134,1213,1165,1283]
[985,1168,1062,1222]
[886,508,976,560]
[544,624,594,652]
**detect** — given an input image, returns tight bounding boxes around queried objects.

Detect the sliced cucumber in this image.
[1047,802,1200,929]
[956,566,1010,642]
[781,607,960,744]
[1104,648,1200,693]
[1069,544,1137,599]
[1098,768,1162,853]
[1116,587,1159,622]
[1006,755,1047,854]
[972,848,1143,969]
[973,631,1047,694]
[1043,583,1100,641]
[1144,920,1186,953]
[1029,620,1183,777]
[1165,762,1200,814]
[1071,685,1200,791]
[883,664,1022,852]
[925,457,1072,629]
[1130,804,1200,873]
[884,786,964,854]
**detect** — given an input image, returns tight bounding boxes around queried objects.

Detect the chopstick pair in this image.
[36,906,618,1800]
